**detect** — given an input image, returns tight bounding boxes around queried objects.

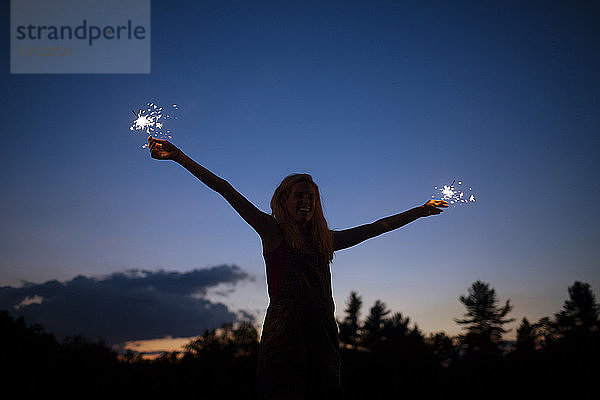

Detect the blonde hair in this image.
[271,174,334,263]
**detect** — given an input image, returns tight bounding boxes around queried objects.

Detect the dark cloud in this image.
[0,265,254,345]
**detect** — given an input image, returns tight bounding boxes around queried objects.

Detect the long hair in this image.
[271,174,334,263]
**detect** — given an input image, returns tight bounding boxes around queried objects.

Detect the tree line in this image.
[2,280,598,399]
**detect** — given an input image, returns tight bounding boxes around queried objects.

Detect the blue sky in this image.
[2,1,599,347]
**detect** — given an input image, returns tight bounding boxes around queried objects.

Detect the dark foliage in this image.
[2,280,599,399]
[455,280,514,357]
[338,291,362,350]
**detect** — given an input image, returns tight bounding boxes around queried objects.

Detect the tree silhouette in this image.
[542,282,600,399]
[505,317,548,398]
[339,291,362,349]
[180,321,259,398]
[231,320,259,357]
[455,281,514,357]
[384,311,410,335]
[515,317,537,354]
[530,316,559,349]
[4,280,598,399]
[184,321,258,359]
[555,281,600,338]
[427,332,456,366]
[361,299,390,348]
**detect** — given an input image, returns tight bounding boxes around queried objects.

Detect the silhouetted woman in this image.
[148,137,447,400]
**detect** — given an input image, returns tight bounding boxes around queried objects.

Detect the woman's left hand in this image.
[422,199,448,216]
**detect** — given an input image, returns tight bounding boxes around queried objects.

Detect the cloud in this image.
[0,265,254,345]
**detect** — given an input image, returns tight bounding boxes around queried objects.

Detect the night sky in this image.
[2,1,599,352]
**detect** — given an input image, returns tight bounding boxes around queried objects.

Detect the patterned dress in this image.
[258,240,342,399]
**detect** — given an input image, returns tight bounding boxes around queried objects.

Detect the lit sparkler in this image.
[432,180,476,206]
[129,102,179,148]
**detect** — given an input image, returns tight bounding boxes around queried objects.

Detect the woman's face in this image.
[285,181,316,225]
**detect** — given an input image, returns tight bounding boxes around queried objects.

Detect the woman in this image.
[148,137,448,400]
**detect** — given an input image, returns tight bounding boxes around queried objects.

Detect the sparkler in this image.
[432,180,476,206]
[129,102,179,148]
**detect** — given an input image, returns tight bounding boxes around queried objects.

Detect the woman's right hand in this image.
[148,136,181,161]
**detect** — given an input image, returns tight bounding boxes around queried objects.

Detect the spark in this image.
[129,102,179,148]
[441,185,455,198]
[432,179,477,207]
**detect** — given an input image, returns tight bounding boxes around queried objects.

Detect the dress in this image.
[257,240,342,399]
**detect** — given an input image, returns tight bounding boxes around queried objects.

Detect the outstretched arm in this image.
[148,137,280,245]
[332,200,448,251]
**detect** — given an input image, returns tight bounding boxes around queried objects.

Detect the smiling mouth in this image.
[297,207,311,213]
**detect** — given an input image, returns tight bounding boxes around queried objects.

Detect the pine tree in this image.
[555,281,599,338]
[383,312,411,339]
[362,300,390,348]
[428,332,456,366]
[455,280,514,355]
[339,291,362,349]
[515,317,537,353]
